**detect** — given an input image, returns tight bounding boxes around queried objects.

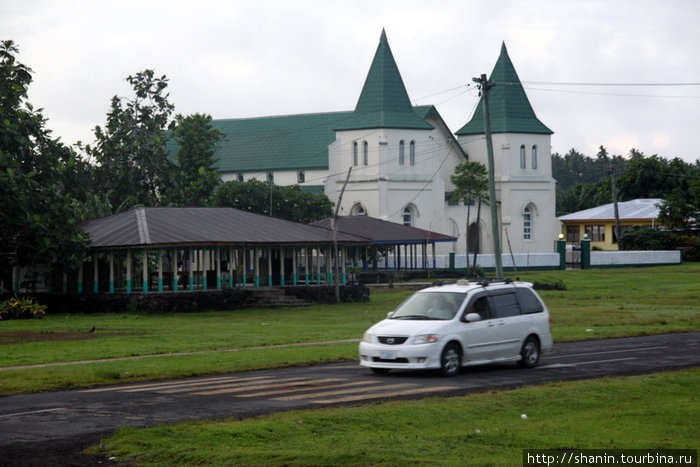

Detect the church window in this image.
[297,171,305,183]
[399,140,405,165]
[236,173,244,182]
[523,206,532,240]
[520,145,526,169]
[353,142,358,166]
[363,141,369,166]
[409,140,416,165]
[531,145,538,170]
[403,205,414,226]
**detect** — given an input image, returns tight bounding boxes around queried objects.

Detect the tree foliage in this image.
[85,69,175,212]
[213,180,333,223]
[169,113,224,206]
[0,40,88,272]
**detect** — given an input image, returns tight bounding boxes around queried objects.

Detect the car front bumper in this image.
[358,341,443,370]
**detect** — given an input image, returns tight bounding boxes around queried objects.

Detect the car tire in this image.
[440,342,462,377]
[370,368,390,375]
[518,336,540,368]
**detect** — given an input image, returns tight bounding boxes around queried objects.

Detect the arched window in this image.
[531,145,538,170]
[350,203,366,216]
[520,145,526,169]
[409,140,416,165]
[523,206,532,240]
[403,205,414,226]
[399,140,405,165]
[353,142,358,166]
[363,141,369,166]
[297,171,305,183]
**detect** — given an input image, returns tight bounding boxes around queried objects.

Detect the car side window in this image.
[515,288,544,314]
[465,295,491,320]
[489,292,521,318]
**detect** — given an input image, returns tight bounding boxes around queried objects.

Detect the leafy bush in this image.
[0,296,47,320]
[618,226,674,250]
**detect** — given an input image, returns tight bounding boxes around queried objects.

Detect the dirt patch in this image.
[0,329,139,345]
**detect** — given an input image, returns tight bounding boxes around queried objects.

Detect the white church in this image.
[210,30,559,257]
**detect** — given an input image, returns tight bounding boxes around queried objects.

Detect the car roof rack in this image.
[477,278,513,287]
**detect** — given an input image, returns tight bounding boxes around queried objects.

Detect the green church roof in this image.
[335,30,433,131]
[456,43,552,136]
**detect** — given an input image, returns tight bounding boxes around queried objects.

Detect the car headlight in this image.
[412,334,440,344]
[362,332,374,343]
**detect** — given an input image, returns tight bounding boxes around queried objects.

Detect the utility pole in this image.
[473,73,503,278]
[332,167,352,303]
[609,163,621,243]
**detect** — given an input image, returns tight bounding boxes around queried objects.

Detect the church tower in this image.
[327,31,462,236]
[456,43,559,254]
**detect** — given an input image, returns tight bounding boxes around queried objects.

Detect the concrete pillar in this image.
[142,249,148,294]
[157,250,164,292]
[93,253,99,293]
[109,252,115,293]
[557,238,567,270]
[126,250,133,294]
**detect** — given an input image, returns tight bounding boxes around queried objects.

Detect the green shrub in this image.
[618,226,673,250]
[0,296,46,320]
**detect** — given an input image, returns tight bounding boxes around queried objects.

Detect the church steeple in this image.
[456,42,552,135]
[335,30,432,131]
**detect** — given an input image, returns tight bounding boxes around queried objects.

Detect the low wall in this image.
[438,253,561,271]
[590,250,682,267]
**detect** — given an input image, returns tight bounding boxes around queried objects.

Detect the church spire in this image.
[456,42,552,135]
[335,30,432,131]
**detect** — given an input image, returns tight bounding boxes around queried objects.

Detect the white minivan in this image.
[359,280,553,376]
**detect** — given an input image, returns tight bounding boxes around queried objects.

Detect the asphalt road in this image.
[2,331,699,466]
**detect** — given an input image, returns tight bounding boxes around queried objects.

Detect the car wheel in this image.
[440,342,462,377]
[518,336,540,368]
[371,367,390,375]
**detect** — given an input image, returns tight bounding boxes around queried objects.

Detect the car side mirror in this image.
[387,311,395,318]
[465,312,481,322]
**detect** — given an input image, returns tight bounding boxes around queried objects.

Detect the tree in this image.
[450,161,488,273]
[169,113,224,206]
[85,69,175,211]
[657,188,695,233]
[213,180,333,223]
[0,40,87,276]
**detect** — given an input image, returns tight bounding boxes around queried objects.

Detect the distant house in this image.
[558,199,664,250]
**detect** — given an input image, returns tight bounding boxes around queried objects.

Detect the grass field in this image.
[89,368,700,466]
[1,264,698,394]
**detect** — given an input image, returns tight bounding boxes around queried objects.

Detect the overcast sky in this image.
[3,0,699,163]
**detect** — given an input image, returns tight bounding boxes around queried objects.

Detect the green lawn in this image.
[89,368,700,466]
[1,264,699,394]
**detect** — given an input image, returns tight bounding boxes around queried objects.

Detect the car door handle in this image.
[497,320,506,325]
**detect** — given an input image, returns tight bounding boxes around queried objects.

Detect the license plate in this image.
[380,351,396,360]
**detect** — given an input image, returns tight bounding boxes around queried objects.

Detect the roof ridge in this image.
[135,207,151,244]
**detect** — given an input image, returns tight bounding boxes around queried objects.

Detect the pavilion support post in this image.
[77,261,84,294]
[228,247,235,288]
[292,247,298,286]
[254,247,260,287]
[279,247,285,286]
[109,252,115,293]
[126,250,133,294]
[267,247,273,286]
[315,249,321,285]
[188,247,195,291]
[341,247,347,285]
[432,243,437,269]
[326,247,332,284]
[142,249,149,294]
[241,247,248,287]
[93,253,99,293]
[171,249,178,291]
[215,247,221,289]
[201,248,208,290]
[157,250,164,292]
[304,248,309,285]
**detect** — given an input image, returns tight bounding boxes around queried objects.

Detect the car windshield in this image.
[390,291,465,320]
